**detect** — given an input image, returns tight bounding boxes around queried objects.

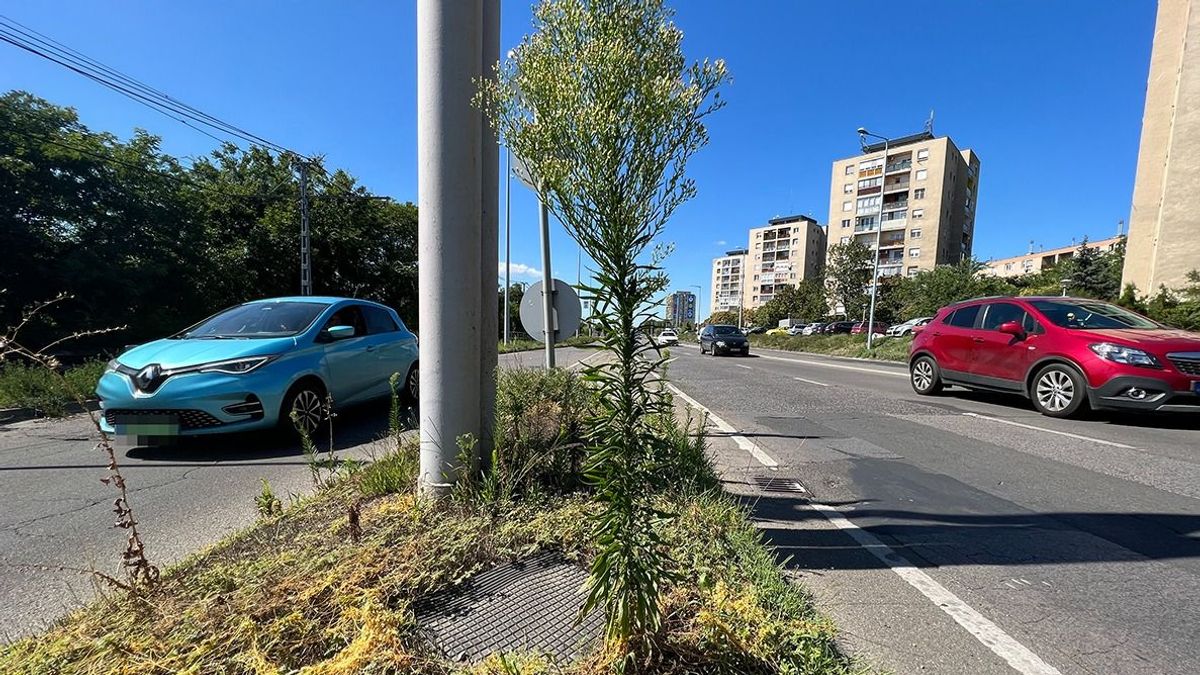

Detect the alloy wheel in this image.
[912,360,934,391]
[408,366,419,402]
[291,389,324,434]
[1036,370,1075,413]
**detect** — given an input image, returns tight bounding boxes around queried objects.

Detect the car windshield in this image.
[712,325,744,336]
[180,302,328,338]
[1030,299,1159,330]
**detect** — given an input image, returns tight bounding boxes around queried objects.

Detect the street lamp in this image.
[690,284,703,328]
[858,127,889,350]
[1060,277,1072,297]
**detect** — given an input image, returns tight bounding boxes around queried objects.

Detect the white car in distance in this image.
[657,328,679,346]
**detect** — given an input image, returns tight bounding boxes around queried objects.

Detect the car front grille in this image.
[1169,355,1200,376]
[105,408,224,430]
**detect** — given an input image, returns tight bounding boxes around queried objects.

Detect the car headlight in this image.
[189,356,276,375]
[716,340,726,347]
[1089,343,1160,368]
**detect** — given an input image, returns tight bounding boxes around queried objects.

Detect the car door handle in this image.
[365,345,376,352]
[972,337,984,343]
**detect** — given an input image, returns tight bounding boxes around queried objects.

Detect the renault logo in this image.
[135,364,162,391]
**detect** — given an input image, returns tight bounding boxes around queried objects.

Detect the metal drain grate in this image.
[751,475,808,495]
[414,552,604,664]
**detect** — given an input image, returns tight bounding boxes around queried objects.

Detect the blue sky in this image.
[1,1,1156,316]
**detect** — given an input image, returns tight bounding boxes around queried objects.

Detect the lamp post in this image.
[690,284,703,328]
[857,127,889,350]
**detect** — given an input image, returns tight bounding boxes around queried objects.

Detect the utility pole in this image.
[691,284,703,327]
[479,0,499,461]
[858,127,888,350]
[298,160,312,296]
[417,0,490,497]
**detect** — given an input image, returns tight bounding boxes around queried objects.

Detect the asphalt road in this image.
[667,344,1200,675]
[0,346,592,641]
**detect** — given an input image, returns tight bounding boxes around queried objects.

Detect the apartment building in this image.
[1123,0,1200,294]
[983,235,1124,278]
[665,290,696,328]
[826,131,980,280]
[744,215,827,309]
[710,248,748,317]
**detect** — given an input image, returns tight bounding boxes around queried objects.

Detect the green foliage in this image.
[752,281,828,327]
[704,309,740,326]
[482,0,727,648]
[1057,236,1124,300]
[254,479,283,519]
[824,241,872,319]
[1,91,418,350]
[0,359,104,415]
[885,258,1013,320]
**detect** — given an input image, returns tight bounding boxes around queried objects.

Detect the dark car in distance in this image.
[909,296,1200,417]
[823,321,855,335]
[700,324,750,356]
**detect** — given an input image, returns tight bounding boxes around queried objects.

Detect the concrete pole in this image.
[479,0,500,461]
[298,161,312,296]
[503,146,512,344]
[417,0,483,496]
[539,198,556,367]
[865,137,888,350]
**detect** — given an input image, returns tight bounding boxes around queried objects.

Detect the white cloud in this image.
[715,240,727,246]
[498,261,542,279]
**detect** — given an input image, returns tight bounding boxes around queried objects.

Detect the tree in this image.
[704,309,739,326]
[1059,236,1123,300]
[825,241,872,319]
[891,259,1014,319]
[482,0,727,647]
[754,281,828,326]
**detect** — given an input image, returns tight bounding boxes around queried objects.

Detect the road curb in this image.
[0,400,99,426]
[750,345,908,369]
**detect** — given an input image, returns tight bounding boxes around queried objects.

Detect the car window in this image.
[363,305,399,334]
[712,325,744,336]
[980,302,1026,331]
[182,301,328,338]
[946,305,981,328]
[1030,299,1159,330]
[1021,312,1044,335]
[322,306,367,337]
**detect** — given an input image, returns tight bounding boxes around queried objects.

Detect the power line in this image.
[0,15,306,159]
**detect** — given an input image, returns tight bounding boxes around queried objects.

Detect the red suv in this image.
[908,296,1200,417]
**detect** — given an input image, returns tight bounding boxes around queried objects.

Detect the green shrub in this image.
[0,359,104,415]
[750,333,912,362]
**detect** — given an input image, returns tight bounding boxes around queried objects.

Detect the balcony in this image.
[885,160,912,173]
[882,200,908,212]
[858,166,883,178]
[857,185,881,195]
[883,181,910,193]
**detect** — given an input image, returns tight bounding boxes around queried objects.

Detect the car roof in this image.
[246,296,388,308]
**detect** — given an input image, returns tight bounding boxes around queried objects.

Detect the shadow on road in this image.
[124,400,407,462]
[928,388,1200,431]
[742,492,1200,571]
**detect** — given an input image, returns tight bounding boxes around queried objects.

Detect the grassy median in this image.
[498,335,598,354]
[749,333,912,363]
[0,367,859,674]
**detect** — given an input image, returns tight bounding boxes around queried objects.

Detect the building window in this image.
[840,236,849,244]
[910,228,922,239]
[912,208,924,219]
[841,219,850,228]
[916,168,928,180]
[917,148,929,161]
[842,201,852,212]
[914,188,925,199]
[843,183,853,194]
[909,247,921,258]
[845,165,854,175]
[907,266,919,277]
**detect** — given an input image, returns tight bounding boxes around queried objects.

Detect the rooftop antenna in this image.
[925,109,935,135]
[1028,239,1034,255]
[1117,219,1125,236]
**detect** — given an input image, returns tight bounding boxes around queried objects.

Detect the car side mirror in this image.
[998,321,1025,337]
[323,325,356,341]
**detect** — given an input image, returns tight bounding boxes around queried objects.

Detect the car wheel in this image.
[1031,363,1088,418]
[281,380,328,436]
[700,342,706,354]
[910,355,943,395]
[402,363,419,405]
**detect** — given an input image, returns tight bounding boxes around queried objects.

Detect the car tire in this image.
[280,379,329,437]
[401,363,419,405]
[910,355,943,395]
[1030,363,1088,418]
[700,342,706,354]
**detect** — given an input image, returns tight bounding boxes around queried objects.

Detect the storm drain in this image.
[751,474,808,495]
[414,552,604,664]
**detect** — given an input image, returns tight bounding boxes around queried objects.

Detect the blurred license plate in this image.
[1193,381,1200,395]
[113,414,179,438]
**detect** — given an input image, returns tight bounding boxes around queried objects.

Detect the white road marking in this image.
[961,412,1137,450]
[793,376,829,387]
[734,364,752,370]
[807,502,1063,675]
[756,352,907,378]
[665,383,778,468]
[568,349,606,371]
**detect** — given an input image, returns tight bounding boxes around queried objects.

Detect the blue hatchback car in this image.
[97,297,418,439]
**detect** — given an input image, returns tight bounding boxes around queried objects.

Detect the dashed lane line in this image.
[961,412,1138,450]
